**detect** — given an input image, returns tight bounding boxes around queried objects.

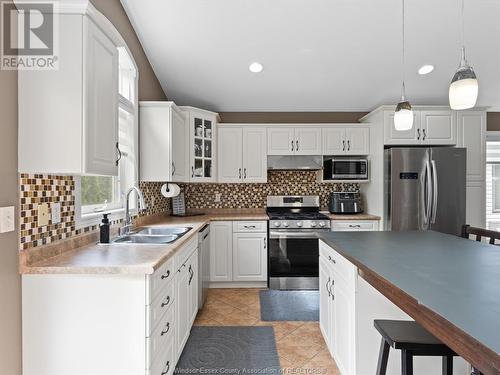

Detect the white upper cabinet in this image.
[18,5,122,175]
[295,128,322,155]
[420,110,456,145]
[181,107,219,182]
[218,125,267,183]
[457,111,486,182]
[140,102,188,182]
[323,126,370,155]
[218,127,244,183]
[383,108,456,146]
[267,127,295,155]
[242,128,267,182]
[267,127,321,155]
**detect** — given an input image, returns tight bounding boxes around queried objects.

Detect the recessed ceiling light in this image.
[418,64,434,75]
[249,62,263,73]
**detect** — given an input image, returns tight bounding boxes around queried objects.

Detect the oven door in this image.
[268,230,321,279]
[331,159,368,180]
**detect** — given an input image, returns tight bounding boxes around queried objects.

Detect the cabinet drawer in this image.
[331,220,378,231]
[233,221,267,233]
[176,236,198,269]
[146,281,175,336]
[148,338,175,375]
[147,303,175,367]
[147,257,175,303]
[319,241,356,289]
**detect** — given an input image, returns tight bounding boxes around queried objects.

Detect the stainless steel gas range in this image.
[266,196,330,290]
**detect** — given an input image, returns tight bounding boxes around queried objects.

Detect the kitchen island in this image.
[318,230,500,375]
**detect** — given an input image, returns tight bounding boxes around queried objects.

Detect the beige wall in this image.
[0,69,21,374]
[219,112,368,123]
[91,0,167,101]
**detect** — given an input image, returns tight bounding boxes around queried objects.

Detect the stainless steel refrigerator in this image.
[384,147,466,236]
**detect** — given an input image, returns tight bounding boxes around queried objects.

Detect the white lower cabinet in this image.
[319,241,468,375]
[22,236,199,375]
[331,220,379,232]
[210,221,268,283]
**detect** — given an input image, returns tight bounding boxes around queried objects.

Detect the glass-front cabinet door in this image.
[183,107,218,182]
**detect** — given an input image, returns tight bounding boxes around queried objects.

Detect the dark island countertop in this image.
[318,230,500,375]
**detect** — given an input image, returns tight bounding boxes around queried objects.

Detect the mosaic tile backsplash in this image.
[178,171,358,209]
[19,174,170,250]
[19,170,355,251]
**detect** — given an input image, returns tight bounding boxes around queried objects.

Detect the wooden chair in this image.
[461,224,500,245]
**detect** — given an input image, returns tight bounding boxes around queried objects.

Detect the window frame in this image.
[75,45,139,230]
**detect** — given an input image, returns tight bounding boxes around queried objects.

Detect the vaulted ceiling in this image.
[121,0,500,112]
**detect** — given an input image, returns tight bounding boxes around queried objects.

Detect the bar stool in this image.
[374,320,457,375]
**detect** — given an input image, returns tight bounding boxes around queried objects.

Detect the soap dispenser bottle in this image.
[100,214,110,243]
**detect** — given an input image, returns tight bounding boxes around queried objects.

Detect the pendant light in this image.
[394,0,414,131]
[449,0,478,110]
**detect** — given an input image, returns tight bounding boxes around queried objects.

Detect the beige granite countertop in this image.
[321,212,381,221]
[21,211,379,275]
[21,213,268,275]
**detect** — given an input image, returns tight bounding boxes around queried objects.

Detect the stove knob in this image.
[296,221,303,228]
[274,222,281,227]
[311,222,317,228]
[282,222,289,228]
[319,222,326,228]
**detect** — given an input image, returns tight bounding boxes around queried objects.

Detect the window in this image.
[77,47,138,225]
[486,135,500,231]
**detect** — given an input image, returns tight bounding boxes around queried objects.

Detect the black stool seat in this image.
[374,320,457,355]
[374,320,458,375]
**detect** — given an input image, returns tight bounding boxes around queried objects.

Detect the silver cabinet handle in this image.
[161,296,171,308]
[263,237,267,249]
[296,140,299,151]
[347,140,351,151]
[244,168,247,179]
[191,166,194,178]
[161,270,170,280]
[172,162,176,176]
[417,129,421,140]
[239,168,242,179]
[422,129,427,141]
[115,142,122,166]
[348,224,361,228]
[330,279,335,300]
[326,277,331,297]
[160,322,170,336]
[342,140,346,151]
[328,255,336,264]
[244,225,256,229]
[291,140,294,152]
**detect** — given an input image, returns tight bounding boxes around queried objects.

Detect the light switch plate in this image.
[52,202,61,224]
[215,193,222,203]
[0,206,15,233]
[37,203,49,227]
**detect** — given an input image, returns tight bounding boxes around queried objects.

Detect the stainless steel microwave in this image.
[323,157,368,180]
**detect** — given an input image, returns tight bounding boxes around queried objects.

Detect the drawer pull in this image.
[161,322,171,336]
[348,224,361,228]
[161,296,171,308]
[326,277,331,297]
[328,255,336,264]
[161,270,171,280]
[244,225,256,229]
[161,361,170,375]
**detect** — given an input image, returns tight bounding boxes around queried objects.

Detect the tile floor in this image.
[194,288,340,375]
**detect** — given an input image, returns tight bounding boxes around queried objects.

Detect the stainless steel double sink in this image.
[112,226,192,245]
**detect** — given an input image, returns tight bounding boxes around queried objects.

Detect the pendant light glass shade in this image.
[394,0,413,131]
[394,98,414,131]
[449,47,478,110]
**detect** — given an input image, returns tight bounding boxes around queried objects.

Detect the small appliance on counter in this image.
[329,192,364,214]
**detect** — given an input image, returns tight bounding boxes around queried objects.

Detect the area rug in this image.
[175,326,280,374]
[259,290,319,321]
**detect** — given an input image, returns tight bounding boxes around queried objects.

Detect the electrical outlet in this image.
[0,206,15,233]
[215,193,222,203]
[37,203,49,227]
[52,202,61,224]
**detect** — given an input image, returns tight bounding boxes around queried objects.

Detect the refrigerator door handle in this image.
[423,159,432,228]
[431,160,438,224]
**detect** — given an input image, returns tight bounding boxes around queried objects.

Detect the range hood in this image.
[267,155,323,170]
